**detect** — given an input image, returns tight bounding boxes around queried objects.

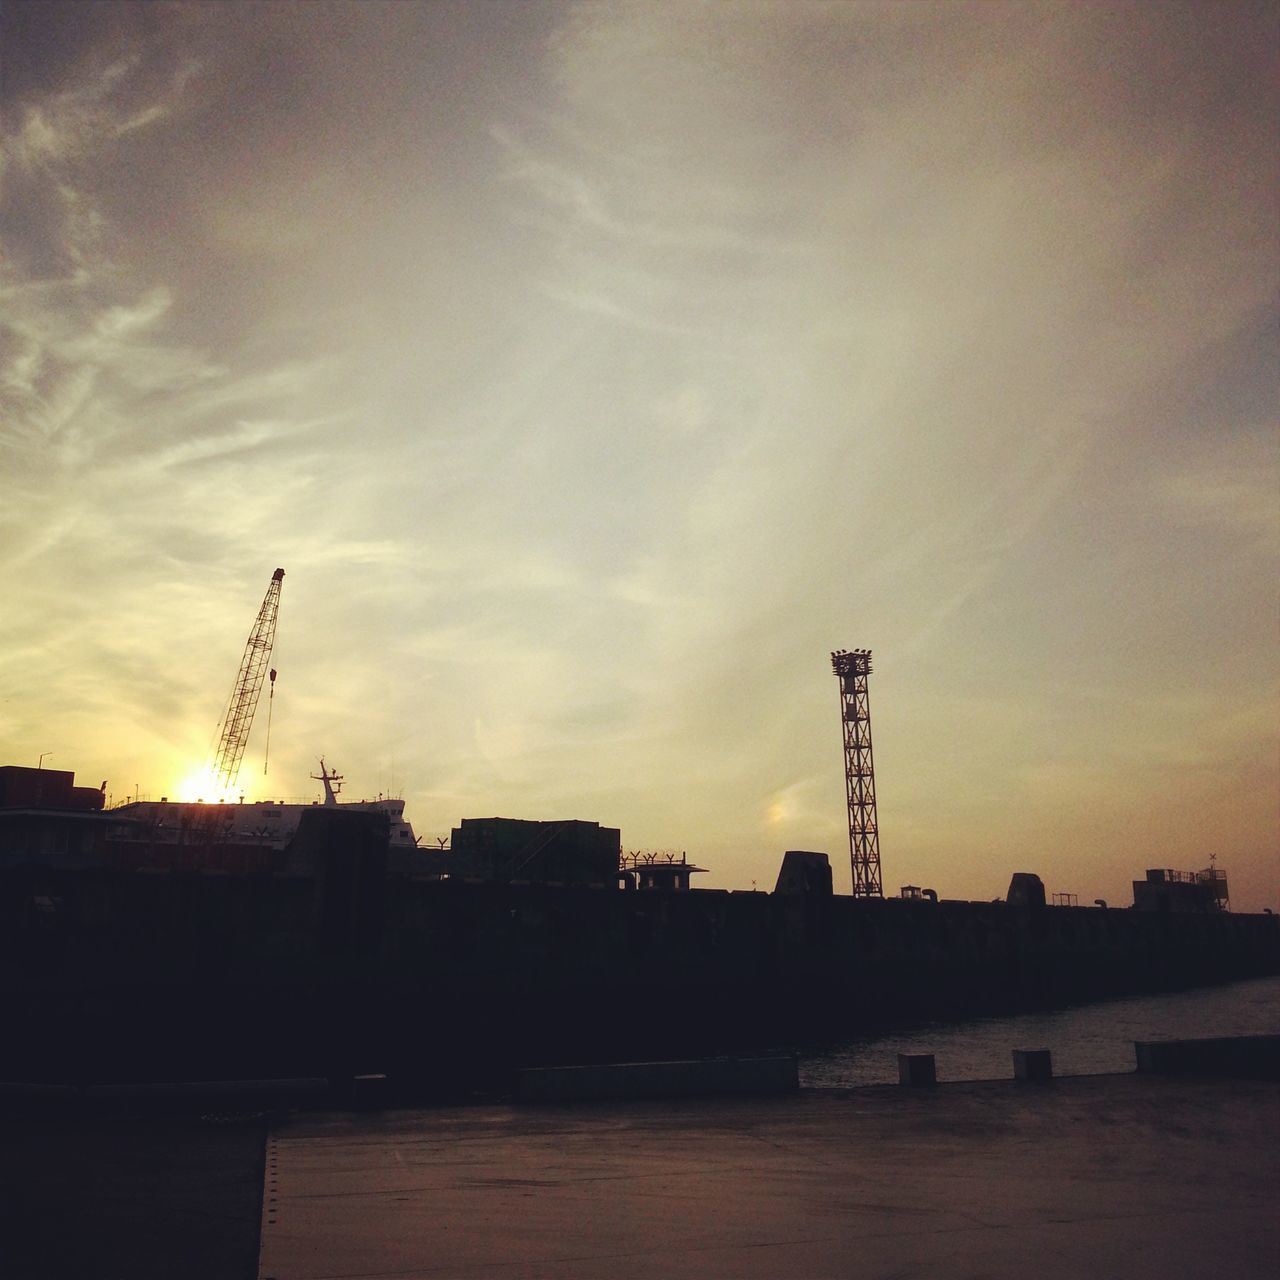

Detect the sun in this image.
[174,765,231,804]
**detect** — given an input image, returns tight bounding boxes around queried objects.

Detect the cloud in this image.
[0,3,1275,906]
[1160,441,1280,553]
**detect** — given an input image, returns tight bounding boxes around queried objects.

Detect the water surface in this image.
[799,973,1280,1086]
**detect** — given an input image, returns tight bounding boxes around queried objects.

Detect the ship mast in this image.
[310,759,344,806]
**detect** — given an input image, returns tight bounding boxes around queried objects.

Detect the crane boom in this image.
[211,568,284,795]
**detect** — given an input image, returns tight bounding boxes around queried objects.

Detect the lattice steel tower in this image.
[211,568,284,795]
[831,648,883,898]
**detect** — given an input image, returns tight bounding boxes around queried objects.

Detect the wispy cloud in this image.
[0,2,1275,907]
[1160,441,1280,552]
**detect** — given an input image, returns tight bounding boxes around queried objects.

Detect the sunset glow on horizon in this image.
[1,2,1276,909]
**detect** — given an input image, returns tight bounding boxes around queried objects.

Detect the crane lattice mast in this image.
[831,648,883,898]
[211,568,284,795]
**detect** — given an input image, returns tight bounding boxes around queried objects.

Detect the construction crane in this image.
[210,568,284,796]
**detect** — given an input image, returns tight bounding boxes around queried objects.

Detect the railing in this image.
[621,849,688,870]
[109,793,328,810]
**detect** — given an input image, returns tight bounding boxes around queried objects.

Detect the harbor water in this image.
[799,972,1280,1086]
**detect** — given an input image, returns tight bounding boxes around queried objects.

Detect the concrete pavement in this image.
[258,1074,1280,1280]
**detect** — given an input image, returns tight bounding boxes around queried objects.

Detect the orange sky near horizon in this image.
[1,2,1276,910]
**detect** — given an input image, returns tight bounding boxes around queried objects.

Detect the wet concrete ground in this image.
[2,1105,268,1280]
[3,1074,1275,1279]
[260,1074,1279,1280]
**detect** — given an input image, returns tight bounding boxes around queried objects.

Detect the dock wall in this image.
[1,816,1276,1084]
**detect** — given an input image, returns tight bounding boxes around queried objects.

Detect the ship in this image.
[0,759,423,877]
[100,758,423,873]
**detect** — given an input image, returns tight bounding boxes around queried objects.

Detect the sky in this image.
[1,0,1276,910]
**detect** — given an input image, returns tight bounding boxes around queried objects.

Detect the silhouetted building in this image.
[1006,872,1046,908]
[622,850,708,891]
[1133,868,1228,913]
[0,764,113,866]
[447,817,620,886]
[0,766,105,812]
[773,850,833,895]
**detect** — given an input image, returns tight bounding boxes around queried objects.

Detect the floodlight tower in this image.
[831,648,883,898]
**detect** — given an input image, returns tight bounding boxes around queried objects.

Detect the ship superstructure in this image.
[109,760,420,856]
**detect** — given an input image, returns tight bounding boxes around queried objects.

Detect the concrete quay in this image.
[258,1072,1279,1280]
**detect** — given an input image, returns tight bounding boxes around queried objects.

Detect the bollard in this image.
[898,1053,937,1086]
[1011,1049,1053,1082]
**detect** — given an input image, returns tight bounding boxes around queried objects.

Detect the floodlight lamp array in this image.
[830,647,873,676]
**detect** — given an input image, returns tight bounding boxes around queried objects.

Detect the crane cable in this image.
[263,668,278,775]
